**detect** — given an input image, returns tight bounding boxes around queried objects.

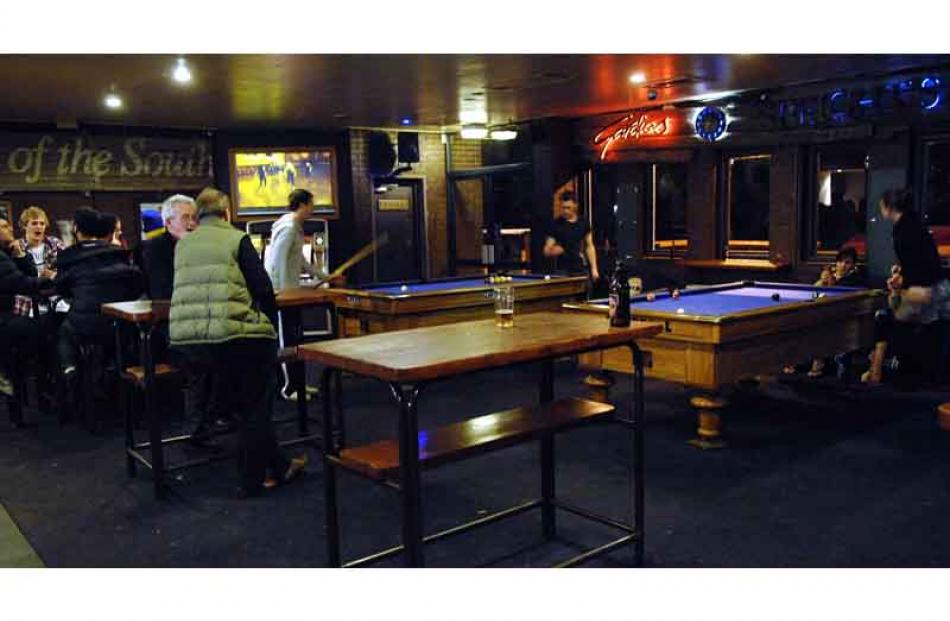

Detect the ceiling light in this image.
[460,125,488,139]
[400,118,413,126]
[104,93,123,109]
[172,57,192,84]
[629,72,646,84]
[490,129,517,141]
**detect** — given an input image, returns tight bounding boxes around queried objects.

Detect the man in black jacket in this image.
[56,207,144,381]
[135,194,197,300]
[0,216,50,395]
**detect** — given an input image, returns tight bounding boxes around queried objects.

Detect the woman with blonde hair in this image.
[14,205,64,317]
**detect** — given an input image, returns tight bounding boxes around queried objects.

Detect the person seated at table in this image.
[800,246,867,378]
[170,187,306,498]
[55,207,145,401]
[13,205,63,319]
[0,215,53,396]
[135,194,198,301]
[862,189,949,386]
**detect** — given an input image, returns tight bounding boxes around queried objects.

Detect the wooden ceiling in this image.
[1,54,947,131]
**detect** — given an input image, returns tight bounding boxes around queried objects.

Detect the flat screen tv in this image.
[229,147,338,217]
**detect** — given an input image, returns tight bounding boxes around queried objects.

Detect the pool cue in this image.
[310,232,389,287]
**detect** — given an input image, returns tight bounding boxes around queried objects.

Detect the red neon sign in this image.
[592,114,673,159]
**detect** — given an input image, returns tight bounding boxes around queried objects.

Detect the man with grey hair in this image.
[135,194,197,300]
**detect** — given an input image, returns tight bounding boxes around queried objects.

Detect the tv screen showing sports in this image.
[230,147,337,217]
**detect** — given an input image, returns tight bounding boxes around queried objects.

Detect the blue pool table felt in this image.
[593,284,859,317]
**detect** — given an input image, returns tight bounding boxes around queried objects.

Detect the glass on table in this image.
[493,286,515,328]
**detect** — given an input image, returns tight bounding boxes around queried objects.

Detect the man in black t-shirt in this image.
[543,190,600,282]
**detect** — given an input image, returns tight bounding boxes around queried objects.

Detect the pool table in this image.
[564,281,883,448]
[330,274,588,337]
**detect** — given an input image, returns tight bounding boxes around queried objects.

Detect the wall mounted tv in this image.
[229,147,338,217]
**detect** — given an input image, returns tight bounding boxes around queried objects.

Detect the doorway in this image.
[371,177,426,282]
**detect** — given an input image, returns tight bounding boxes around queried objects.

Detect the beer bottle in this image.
[608,259,631,327]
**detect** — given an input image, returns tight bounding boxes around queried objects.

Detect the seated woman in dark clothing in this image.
[55,207,144,397]
[863,189,948,385]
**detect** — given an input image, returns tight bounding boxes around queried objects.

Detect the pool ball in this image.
[676,308,685,314]
[645,292,656,302]
[544,275,551,280]
[771,293,780,301]
[400,285,409,292]
[671,289,680,299]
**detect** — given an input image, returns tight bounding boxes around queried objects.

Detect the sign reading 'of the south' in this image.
[592,113,674,159]
[0,132,214,191]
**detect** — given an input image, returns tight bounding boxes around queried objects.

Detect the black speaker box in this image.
[367,131,396,176]
[397,132,420,163]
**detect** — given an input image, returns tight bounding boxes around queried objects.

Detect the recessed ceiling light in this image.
[629,72,646,84]
[400,118,413,126]
[104,93,123,109]
[172,57,192,84]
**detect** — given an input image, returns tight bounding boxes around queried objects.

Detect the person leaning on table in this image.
[169,187,306,498]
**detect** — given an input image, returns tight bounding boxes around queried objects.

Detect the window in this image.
[813,145,867,258]
[647,163,688,254]
[924,140,950,225]
[727,154,771,254]
[923,139,950,259]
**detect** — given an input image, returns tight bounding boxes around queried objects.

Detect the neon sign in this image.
[593,113,673,159]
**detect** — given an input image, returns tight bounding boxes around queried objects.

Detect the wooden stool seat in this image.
[338,397,614,480]
[121,363,181,387]
[938,403,950,431]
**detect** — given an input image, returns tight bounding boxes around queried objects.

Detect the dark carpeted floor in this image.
[2,361,950,568]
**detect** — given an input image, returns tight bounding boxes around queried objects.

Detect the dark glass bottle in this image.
[608,259,631,327]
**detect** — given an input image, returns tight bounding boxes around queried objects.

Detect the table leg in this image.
[539,359,556,540]
[392,383,425,567]
[321,367,341,567]
[115,320,136,478]
[141,325,165,499]
[687,394,727,450]
[630,342,645,566]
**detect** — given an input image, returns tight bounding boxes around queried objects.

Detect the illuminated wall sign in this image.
[592,113,673,159]
[694,107,727,142]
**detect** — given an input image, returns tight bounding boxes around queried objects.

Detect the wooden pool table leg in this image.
[687,394,727,450]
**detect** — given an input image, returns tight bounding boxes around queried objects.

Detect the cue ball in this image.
[544,275,551,280]
[676,308,685,314]
[771,293,780,301]
[400,285,408,292]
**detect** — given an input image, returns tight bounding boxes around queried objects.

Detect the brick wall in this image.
[348,129,482,281]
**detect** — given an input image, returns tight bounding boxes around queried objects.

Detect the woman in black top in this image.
[864,189,947,385]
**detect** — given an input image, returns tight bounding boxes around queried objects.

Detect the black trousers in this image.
[0,314,39,373]
[160,326,231,430]
[174,339,288,491]
[874,309,943,384]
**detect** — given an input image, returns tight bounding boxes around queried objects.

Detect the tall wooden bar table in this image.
[298,311,662,567]
[102,287,337,499]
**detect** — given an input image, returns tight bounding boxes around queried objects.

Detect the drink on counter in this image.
[494,286,515,328]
